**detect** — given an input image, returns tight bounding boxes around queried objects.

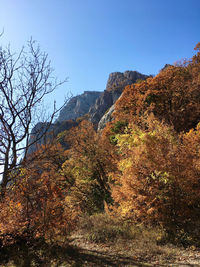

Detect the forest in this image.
[0,42,200,266]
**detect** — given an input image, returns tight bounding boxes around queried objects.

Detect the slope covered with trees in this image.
[1,43,200,265]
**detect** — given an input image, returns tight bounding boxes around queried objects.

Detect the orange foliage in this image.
[110,116,200,230]
[0,144,78,244]
[114,45,200,133]
[1,43,200,245]
[62,120,117,212]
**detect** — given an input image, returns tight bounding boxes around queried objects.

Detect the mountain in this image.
[28,70,148,153]
[89,71,149,126]
[106,70,148,91]
[56,91,102,122]
[28,120,78,154]
[56,70,148,125]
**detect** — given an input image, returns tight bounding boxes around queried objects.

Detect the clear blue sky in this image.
[0,0,200,108]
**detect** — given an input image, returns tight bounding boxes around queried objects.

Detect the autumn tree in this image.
[61,120,117,214]
[110,115,200,234]
[113,43,200,133]
[0,39,66,194]
[0,143,78,244]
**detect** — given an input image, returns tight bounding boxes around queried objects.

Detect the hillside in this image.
[1,43,200,266]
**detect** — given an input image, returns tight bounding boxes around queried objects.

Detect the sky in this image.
[0,0,200,109]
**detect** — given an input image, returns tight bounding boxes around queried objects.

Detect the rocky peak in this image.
[106,70,148,91]
[28,70,149,153]
[89,70,148,125]
[56,71,148,125]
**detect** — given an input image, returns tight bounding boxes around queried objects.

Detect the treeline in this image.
[1,43,200,246]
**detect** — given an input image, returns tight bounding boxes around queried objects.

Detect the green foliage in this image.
[109,135,118,145]
[111,120,128,134]
[136,78,145,84]
[144,93,159,106]
[57,130,68,144]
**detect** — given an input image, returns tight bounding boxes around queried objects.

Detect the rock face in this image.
[57,91,102,122]
[89,71,148,125]
[106,70,148,91]
[97,104,115,131]
[88,90,115,125]
[28,70,148,153]
[56,71,148,127]
[28,120,77,154]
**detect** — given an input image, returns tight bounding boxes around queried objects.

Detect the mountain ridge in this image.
[29,70,149,152]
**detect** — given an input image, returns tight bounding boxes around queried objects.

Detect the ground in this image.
[66,232,200,267]
[1,232,200,266]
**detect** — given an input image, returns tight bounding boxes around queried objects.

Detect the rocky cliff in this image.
[28,120,78,154]
[89,71,148,125]
[106,70,148,91]
[57,91,102,122]
[28,70,148,153]
[56,70,148,125]
[97,104,115,131]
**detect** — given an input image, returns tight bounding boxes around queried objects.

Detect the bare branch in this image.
[0,38,68,194]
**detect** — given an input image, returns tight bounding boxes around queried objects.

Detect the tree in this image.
[61,120,117,213]
[0,39,66,194]
[114,43,200,133]
[0,143,78,243]
[110,116,200,234]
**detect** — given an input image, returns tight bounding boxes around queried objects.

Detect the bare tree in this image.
[0,39,67,194]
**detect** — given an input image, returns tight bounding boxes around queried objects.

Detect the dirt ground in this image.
[67,233,200,267]
[1,234,200,266]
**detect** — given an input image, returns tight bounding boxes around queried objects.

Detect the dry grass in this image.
[2,214,200,266]
[75,213,185,263]
[78,213,166,242]
[78,213,137,242]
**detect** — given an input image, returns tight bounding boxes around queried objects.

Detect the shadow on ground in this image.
[0,239,198,267]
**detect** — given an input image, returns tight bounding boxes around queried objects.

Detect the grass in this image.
[1,213,200,266]
[76,213,182,263]
[78,213,167,243]
[78,213,137,243]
